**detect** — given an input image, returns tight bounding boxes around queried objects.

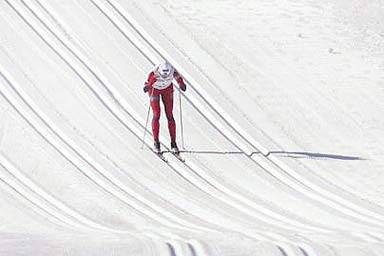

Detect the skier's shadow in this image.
[267,151,366,160]
[177,150,366,161]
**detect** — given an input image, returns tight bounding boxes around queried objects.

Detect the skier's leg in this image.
[150,93,161,143]
[162,90,176,143]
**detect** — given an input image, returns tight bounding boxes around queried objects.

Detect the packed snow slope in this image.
[1,0,384,255]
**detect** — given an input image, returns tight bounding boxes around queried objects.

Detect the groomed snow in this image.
[0,0,384,255]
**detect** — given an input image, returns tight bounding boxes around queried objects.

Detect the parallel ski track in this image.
[89,0,384,242]
[10,0,300,244]
[1,3,220,255]
[0,76,170,253]
[0,152,129,234]
[33,0,328,238]
[3,1,319,255]
[0,66,202,256]
[1,1,296,255]
[5,0,382,255]
[87,0,384,247]
[27,0,380,254]
[1,6,298,256]
[0,161,175,255]
[0,157,91,233]
[4,0,219,235]
[102,0,384,235]
[81,0,338,241]
[15,0,384,254]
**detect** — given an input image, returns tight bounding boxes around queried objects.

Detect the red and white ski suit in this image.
[144,67,185,143]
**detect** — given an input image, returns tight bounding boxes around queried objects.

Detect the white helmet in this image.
[158,61,173,77]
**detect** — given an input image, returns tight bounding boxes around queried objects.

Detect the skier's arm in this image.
[174,70,186,92]
[143,72,156,93]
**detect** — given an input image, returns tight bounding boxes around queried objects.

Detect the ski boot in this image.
[170,141,180,155]
[154,141,161,154]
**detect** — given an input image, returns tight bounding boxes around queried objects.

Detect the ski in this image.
[157,153,169,163]
[171,152,185,163]
[152,150,168,163]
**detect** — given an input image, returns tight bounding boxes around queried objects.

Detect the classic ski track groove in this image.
[33,0,326,243]
[34,3,332,249]
[23,0,384,252]
[4,0,312,254]
[3,1,298,255]
[5,0,222,235]
[104,0,384,232]
[29,0,300,238]
[3,0,383,255]
[39,0,384,254]
[12,0,304,250]
[2,2,291,255]
[0,152,127,234]
[0,66,194,256]
[0,156,92,233]
[84,1,342,245]
[92,0,384,243]
[1,2,220,255]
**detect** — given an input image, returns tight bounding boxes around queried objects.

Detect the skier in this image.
[143,60,186,154]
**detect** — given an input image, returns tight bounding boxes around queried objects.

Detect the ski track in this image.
[1,0,384,255]
[3,0,312,255]
[59,0,384,250]
[88,0,339,238]
[5,0,246,236]
[32,0,323,242]
[100,0,384,236]
[17,0,384,250]
[0,65,202,256]
[2,1,298,255]
[107,0,384,231]
[29,0,328,241]
[1,2,219,254]
[104,0,384,245]
[0,158,89,233]
[7,0,308,248]
[0,70,193,256]
[3,0,202,233]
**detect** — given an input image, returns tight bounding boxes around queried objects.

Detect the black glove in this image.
[180,83,186,92]
[143,85,151,93]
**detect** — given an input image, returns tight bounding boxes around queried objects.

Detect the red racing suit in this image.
[144,67,186,143]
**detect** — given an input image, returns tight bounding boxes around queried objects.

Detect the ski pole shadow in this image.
[267,151,366,161]
[177,150,244,155]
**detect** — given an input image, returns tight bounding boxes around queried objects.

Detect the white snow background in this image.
[0,0,384,255]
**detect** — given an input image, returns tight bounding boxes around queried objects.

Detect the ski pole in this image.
[141,88,154,149]
[179,87,185,149]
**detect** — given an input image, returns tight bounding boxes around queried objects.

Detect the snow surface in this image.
[0,0,384,255]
